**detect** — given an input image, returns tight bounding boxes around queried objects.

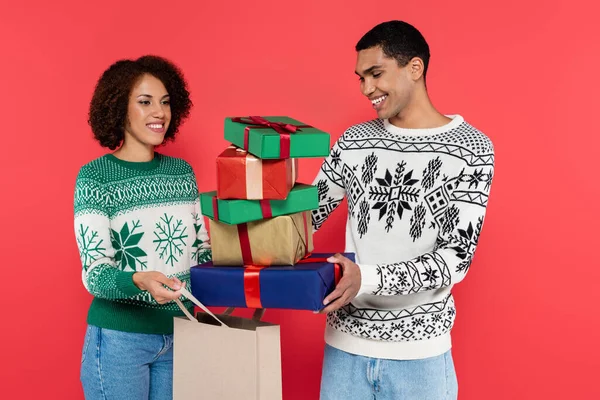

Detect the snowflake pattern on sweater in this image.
[74,154,212,311]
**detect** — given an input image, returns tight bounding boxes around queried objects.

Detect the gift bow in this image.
[231,116,301,135]
[231,116,311,159]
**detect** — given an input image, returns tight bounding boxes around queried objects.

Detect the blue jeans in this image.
[320,345,458,400]
[80,325,174,400]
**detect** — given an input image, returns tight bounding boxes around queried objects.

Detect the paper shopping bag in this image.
[172,288,282,400]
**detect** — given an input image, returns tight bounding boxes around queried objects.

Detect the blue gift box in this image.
[190,253,355,311]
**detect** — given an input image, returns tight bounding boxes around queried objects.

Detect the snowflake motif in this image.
[485,169,494,191]
[350,319,363,329]
[337,311,349,322]
[191,213,211,265]
[361,152,378,185]
[357,199,371,238]
[432,313,444,323]
[457,168,492,190]
[317,179,329,201]
[422,157,442,191]
[398,271,408,287]
[412,317,425,328]
[369,161,420,232]
[421,266,440,283]
[77,224,106,271]
[153,213,189,267]
[450,216,483,273]
[111,220,147,271]
[391,322,405,331]
[472,169,486,188]
[441,204,460,235]
[409,204,427,241]
[331,148,342,169]
[447,308,456,317]
[415,254,430,264]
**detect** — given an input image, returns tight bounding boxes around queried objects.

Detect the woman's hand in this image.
[132,271,184,304]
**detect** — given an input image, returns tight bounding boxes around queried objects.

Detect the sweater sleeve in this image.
[311,138,347,233]
[74,166,144,299]
[191,169,212,266]
[358,160,494,296]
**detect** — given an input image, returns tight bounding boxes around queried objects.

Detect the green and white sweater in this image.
[74,153,211,334]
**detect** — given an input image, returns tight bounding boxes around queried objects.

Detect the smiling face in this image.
[123,74,172,149]
[355,46,419,120]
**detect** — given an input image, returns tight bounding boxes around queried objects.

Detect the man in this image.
[313,20,494,399]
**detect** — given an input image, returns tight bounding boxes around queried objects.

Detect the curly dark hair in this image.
[88,55,192,149]
[356,21,430,81]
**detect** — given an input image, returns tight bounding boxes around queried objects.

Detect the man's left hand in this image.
[321,253,362,314]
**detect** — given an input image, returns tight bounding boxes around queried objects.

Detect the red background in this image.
[1,1,598,398]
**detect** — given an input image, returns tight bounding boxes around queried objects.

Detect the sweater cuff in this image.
[357,264,379,296]
[115,271,145,297]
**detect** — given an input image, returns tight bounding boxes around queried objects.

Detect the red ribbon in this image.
[296,255,342,285]
[334,263,341,284]
[243,265,265,308]
[243,255,342,309]
[234,201,272,265]
[215,197,271,226]
[259,200,273,219]
[237,223,254,265]
[302,212,309,256]
[231,116,311,159]
[237,211,307,265]
[212,197,219,222]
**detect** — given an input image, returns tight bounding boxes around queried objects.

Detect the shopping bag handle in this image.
[223,307,265,322]
[174,287,228,327]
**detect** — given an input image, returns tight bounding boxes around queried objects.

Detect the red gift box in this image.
[216,146,298,200]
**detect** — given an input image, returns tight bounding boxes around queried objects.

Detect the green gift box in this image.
[200,183,318,225]
[224,116,331,159]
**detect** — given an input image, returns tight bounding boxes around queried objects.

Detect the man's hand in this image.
[133,271,185,304]
[320,253,361,314]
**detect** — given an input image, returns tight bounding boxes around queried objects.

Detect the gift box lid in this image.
[200,183,318,225]
[224,116,331,159]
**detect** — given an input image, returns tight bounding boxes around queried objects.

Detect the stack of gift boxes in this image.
[189,116,354,311]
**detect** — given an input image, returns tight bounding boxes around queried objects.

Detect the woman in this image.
[75,55,211,399]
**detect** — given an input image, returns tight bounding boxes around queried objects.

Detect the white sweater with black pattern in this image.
[311,115,494,360]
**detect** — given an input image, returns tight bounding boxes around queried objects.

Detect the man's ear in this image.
[409,57,425,81]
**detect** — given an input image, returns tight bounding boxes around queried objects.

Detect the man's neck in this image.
[388,90,450,130]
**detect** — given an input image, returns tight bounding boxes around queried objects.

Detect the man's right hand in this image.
[132,271,184,304]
